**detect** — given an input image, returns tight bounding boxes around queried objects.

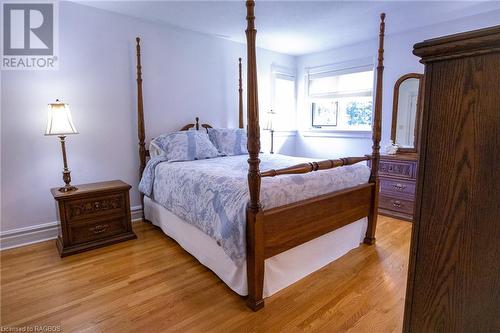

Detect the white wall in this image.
[0,1,295,234]
[294,9,500,159]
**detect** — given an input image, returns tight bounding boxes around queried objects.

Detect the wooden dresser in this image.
[52,180,137,257]
[403,26,500,332]
[377,154,418,221]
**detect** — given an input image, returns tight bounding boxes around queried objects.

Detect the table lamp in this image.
[264,110,276,154]
[45,99,79,192]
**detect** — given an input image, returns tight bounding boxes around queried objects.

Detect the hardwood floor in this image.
[1,216,411,332]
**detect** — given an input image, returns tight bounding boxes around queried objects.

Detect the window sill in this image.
[300,129,371,139]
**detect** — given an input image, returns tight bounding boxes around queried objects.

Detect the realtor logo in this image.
[1,1,59,70]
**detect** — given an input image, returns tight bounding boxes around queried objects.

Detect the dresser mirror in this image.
[391,73,423,153]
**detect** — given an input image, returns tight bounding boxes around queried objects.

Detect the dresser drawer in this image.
[380,178,416,197]
[379,160,417,179]
[379,195,415,215]
[64,192,127,222]
[68,216,128,245]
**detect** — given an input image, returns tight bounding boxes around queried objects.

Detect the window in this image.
[308,66,374,131]
[271,71,295,131]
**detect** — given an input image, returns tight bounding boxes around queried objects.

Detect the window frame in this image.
[305,59,375,135]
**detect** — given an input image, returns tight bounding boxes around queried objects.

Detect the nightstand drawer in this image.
[379,160,417,179]
[379,195,415,215]
[69,216,128,245]
[65,192,127,222]
[380,179,416,197]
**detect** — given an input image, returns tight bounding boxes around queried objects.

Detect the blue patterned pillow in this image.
[208,128,248,156]
[153,131,220,162]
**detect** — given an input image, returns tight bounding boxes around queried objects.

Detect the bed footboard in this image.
[246,182,378,310]
[263,183,373,258]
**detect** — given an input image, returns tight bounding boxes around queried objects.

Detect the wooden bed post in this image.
[364,13,385,245]
[245,0,264,311]
[238,57,244,129]
[136,37,146,177]
[136,37,147,219]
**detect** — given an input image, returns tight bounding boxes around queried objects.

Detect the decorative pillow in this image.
[152,131,220,162]
[149,140,165,158]
[208,128,248,156]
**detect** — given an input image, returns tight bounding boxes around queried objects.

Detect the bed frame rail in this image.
[263,183,373,258]
[260,156,370,178]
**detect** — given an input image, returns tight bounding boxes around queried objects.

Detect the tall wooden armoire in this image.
[403,26,500,332]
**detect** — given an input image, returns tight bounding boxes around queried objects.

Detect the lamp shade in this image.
[45,100,78,136]
[264,110,276,131]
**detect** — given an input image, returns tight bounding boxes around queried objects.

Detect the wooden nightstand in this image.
[51,180,137,257]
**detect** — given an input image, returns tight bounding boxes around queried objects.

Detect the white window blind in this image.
[308,65,374,130]
[271,69,295,131]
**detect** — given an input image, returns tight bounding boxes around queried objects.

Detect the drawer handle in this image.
[392,201,402,208]
[91,224,109,234]
[392,183,406,191]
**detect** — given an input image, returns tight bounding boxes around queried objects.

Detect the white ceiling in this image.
[77,1,500,55]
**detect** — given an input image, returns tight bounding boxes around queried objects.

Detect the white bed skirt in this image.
[144,196,367,298]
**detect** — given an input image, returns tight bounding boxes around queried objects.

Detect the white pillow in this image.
[149,140,165,158]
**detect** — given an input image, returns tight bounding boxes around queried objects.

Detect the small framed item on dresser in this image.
[51,180,137,257]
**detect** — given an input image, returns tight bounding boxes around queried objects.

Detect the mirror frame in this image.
[391,73,424,154]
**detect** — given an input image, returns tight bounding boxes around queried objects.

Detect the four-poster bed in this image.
[135,0,385,311]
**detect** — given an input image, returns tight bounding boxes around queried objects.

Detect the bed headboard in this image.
[134,38,244,176]
[179,117,213,132]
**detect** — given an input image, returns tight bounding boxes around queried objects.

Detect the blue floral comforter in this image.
[139,154,370,265]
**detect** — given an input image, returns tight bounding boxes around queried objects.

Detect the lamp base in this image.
[58,185,78,193]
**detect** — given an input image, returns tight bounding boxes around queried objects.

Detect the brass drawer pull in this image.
[91,224,109,234]
[392,201,402,208]
[392,183,406,191]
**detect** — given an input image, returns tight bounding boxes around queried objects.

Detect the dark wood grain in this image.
[135,37,147,219]
[380,178,416,198]
[364,12,385,245]
[373,154,418,221]
[260,156,369,178]
[52,180,136,257]
[413,25,500,63]
[404,26,500,332]
[379,194,414,216]
[239,57,244,129]
[263,184,373,258]
[136,38,146,178]
[244,0,264,312]
[379,156,418,179]
[179,117,213,132]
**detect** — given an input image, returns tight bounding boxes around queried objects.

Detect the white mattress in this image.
[144,196,367,297]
